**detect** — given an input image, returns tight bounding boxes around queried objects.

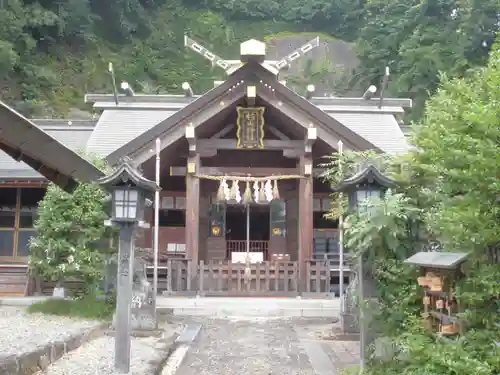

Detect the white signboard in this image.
[231,252,264,264]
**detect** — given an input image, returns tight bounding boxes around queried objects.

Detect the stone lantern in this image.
[96,157,159,374]
[333,164,397,214]
[333,164,397,371]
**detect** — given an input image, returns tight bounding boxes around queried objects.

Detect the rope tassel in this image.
[259,181,266,202]
[217,178,226,201]
[242,181,253,205]
[272,179,280,200]
[230,180,239,201]
[234,180,242,203]
[253,181,260,202]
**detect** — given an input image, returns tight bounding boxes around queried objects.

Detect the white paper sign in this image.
[231,252,264,264]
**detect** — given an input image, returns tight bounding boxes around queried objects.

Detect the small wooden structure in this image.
[404,251,469,336]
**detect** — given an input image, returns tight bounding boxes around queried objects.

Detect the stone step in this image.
[165,306,340,318]
[156,296,340,309]
[156,297,341,318]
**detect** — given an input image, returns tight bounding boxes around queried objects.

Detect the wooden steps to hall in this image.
[0,264,29,296]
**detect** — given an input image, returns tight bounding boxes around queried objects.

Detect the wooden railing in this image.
[149,259,341,297]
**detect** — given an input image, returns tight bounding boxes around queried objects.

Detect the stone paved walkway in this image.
[177,318,315,375]
[175,317,360,375]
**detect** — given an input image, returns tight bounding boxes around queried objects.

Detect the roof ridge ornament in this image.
[184,35,321,75]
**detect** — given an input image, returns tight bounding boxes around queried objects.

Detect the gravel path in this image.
[177,318,316,375]
[0,307,101,357]
[35,323,182,375]
[36,336,164,375]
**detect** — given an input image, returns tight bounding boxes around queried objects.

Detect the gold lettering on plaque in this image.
[236,107,265,149]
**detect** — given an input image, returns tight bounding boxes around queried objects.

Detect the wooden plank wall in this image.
[0,265,29,296]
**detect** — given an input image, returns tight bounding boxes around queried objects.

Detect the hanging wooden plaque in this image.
[236,107,265,149]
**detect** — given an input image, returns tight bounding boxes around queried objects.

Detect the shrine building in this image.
[0,38,410,296]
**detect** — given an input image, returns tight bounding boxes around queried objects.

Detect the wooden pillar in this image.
[298,127,316,293]
[298,155,313,292]
[185,124,200,267]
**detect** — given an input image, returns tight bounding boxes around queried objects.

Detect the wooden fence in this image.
[146,259,343,297]
[29,258,351,298]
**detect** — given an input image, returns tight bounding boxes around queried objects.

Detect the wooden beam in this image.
[170,166,300,177]
[267,126,290,140]
[304,127,317,154]
[85,93,412,108]
[185,124,196,155]
[210,124,234,139]
[170,166,326,177]
[310,97,412,108]
[0,181,47,187]
[197,139,302,152]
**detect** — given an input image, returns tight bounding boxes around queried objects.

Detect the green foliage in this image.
[358,41,500,375]
[353,0,498,120]
[345,190,420,263]
[0,0,496,117]
[342,186,422,335]
[27,295,115,321]
[29,157,115,290]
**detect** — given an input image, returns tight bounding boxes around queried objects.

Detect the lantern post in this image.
[333,164,397,373]
[96,157,159,373]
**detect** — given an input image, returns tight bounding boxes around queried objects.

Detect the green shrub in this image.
[27,295,115,321]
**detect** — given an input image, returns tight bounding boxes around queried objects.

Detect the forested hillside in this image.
[0,0,498,119]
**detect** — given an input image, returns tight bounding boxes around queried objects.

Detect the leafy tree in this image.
[354,0,498,120]
[29,157,115,293]
[343,188,423,336]
[360,40,500,375]
[0,0,497,118]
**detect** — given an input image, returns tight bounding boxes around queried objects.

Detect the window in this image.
[0,188,17,228]
[158,209,185,227]
[161,197,174,209]
[0,187,46,258]
[0,231,14,257]
[175,197,186,210]
[0,188,17,257]
[160,196,186,210]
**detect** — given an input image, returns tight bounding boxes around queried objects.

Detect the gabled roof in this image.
[104,65,253,164]
[90,63,409,164]
[0,102,103,191]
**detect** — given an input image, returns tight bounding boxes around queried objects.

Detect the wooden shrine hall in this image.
[0,37,411,296]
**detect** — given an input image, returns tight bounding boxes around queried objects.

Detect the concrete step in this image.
[167,307,340,318]
[157,297,340,318]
